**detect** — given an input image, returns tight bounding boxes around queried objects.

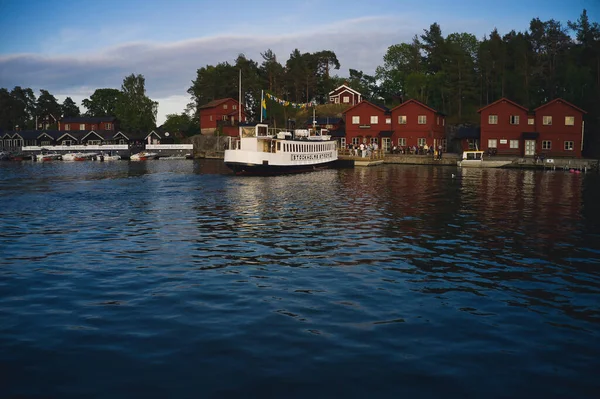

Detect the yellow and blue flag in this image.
[261,97,267,120]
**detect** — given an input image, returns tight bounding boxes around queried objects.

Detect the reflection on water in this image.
[0,160,599,398]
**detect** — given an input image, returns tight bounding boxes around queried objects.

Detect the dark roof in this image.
[61,116,117,123]
[198,98,236,109]
[372,103,390,113]
[379,130,393,137]
[12,130,40,140]
[455,126,480,139]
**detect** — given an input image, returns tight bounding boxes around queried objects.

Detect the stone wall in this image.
[183,134,230,158]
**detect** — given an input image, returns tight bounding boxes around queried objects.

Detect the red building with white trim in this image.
[478,98,533,156]
[59,116,118,132]
[329,84,362,106]
[534,98,586,158]
[198,98,246,136]
[390,99,446,152]
[342,101,391,150]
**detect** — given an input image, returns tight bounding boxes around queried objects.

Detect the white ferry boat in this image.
[224,123,338,175]
[457,150,513,168]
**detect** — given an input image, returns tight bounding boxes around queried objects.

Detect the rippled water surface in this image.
[1,160,599,398]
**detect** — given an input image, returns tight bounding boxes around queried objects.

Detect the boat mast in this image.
[238,69,242,139]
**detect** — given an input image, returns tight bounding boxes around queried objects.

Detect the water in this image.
[1,160,599,398]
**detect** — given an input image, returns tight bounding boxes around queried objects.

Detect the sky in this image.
[0,0,598,125]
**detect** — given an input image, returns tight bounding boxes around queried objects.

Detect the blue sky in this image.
[0,0,597,124]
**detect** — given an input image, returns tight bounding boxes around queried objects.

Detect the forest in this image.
[1,10,598,152]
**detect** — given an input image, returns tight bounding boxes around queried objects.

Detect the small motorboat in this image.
[98,151,121,161]
[37,150,62,161]
[62,152,85,161]
[130,151,158,161]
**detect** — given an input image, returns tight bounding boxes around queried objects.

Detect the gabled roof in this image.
[477,97,528,113]
[329,84,361,96]
[61,116,117,123]
[342,100,387,115]
[390,99,444,115]
[82,130,108,141]
[534,98,587,114]
[146,131,162,139]
[13,130,39,140]
[37,130,61,140]
[198,98,238,109]
[57,132,80,141]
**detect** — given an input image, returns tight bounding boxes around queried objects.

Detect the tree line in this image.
[184,9,598,134]
[0,74,157,133]
[1,10,597,142]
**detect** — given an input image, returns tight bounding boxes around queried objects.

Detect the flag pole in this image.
[238,69,242,138]
[260,90,264,123]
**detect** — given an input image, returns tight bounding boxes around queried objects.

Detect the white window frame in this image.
[105,123,112,130]
[210,115,213,121]
[65,124,70,130]
[488,139,498,148]
[488,115,498,125]
[385,117,391,124]
[418,115,427,125]
[352,137,360,145]
[88,140,101,145]
[528,118,534,125]
[509,140,519,149]
[542,140,551,150]
[334,97,339,104]
[510,115,520,125]
[398,115,407,124]
[343,96,350,103]
[341,137,346,148]
[565,116,574,126]
[398,138,406,146]
[370,137,378,145]
[223,104,228,110]
[543,116,552,125]
[417,138,426,146]
[79,123,85,130]
[564,141,574,151]
[233,104,237,110]
[370,116,378,124]
[352,116,360,124]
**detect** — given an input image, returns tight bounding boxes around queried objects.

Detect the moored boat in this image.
[130,151,158,161]
[62,152,85,161]
[457,150,513,168]
[224,123,338,175]
[37,150,62,162]
[97,151,121,161]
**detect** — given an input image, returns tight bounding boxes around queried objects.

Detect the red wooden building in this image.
[329,84,362,106]
[59,116,118,132]
[342,101,391,150]
[198,98,246,136]
[390,99,446,152]
[478,97,586,158]
[478,98,533,156]
[534,98,586,158]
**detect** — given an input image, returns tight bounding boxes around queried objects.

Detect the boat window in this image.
[257,125,268,136]
[475,153,482,160]
[467,153,475,160]
[277,142,280,151]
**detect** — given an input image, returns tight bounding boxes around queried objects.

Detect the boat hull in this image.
[457,160,513,168]
[225,160,336,176]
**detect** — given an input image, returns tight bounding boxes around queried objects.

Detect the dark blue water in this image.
[1,160,599,398]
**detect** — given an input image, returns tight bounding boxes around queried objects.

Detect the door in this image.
[382,138,391,153]
[524,140,536,156]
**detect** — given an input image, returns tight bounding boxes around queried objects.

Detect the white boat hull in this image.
[457,160,513,168]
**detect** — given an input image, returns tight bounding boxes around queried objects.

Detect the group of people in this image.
[347,142,380,158]
[391,144,444,160]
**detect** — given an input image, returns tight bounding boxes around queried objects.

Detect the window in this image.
[418,115,427,124]
[510,140,519,149]
[223,104,228,109]
[437,116,440,125]
[329,96,334,102]
[352,137,360,145]
[542,140,551,150]
[105,123,112,130]
[417,138,426,146]
[62,140,72,146]
[488,139,498,148]
[222,115,227,121]
[543,116,552,125]
[352,116,360,124]
[443,118,445,126]
[398,115,407,124]
[398,138,406,146]
[334,97,339,104]
[88,140,101,145]
[564,141,574,150]
[528,118,534,125]
[340,138,346,148]
[65,124,70,130]
[385,117,391,124]
[233,104,237,110]
[565,116,574,126]
[118,139,126,144]
[210,115,213,121]
[343,96,350,103]
[79,124,85,130]
[488,115,498,124]
[370,137,378,145]
[370,116,378,124]
[510,115,520,125]
[41,140,51,146]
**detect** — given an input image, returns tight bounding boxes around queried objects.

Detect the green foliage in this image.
[115,74,158,133]
[82,88,121,117]
[61,97,80,118]
[162,112,198,137]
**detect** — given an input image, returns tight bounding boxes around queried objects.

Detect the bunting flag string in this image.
[265,93,316,109]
